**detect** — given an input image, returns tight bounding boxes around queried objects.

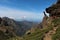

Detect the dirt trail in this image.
[44,27,58,40]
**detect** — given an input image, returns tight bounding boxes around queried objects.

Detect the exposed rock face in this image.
[43,0,60,40]
[37,0,60,29]
[46,0,60,18]
[0,17,2,24]
[41,12,48,28]
[0,18,15,40]
[57,0,60,4]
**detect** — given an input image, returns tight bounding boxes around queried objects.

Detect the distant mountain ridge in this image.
[0,17,38,37]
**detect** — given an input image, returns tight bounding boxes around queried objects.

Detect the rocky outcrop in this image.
[46,0,60,18]
[0,17,2,24]
[57,0,60,4]
[43,0,60,40]
[0,17,16,39]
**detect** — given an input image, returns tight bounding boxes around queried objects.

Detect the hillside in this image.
[0,0,60,40]
[20,0,60,40]
[0,17,37,40]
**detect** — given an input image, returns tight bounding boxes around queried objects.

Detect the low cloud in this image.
[0,6,44,21]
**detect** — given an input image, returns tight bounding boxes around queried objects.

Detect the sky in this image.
[0,0,56,22]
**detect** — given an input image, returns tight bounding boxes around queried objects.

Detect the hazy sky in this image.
[0,0,56,22]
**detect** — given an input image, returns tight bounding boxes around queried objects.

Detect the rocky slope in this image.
[0,17,37,40]
[0,0,60,40]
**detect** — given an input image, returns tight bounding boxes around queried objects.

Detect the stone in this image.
[57,0,60,4]
[45,0,60,17]
[0,17,2,24]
